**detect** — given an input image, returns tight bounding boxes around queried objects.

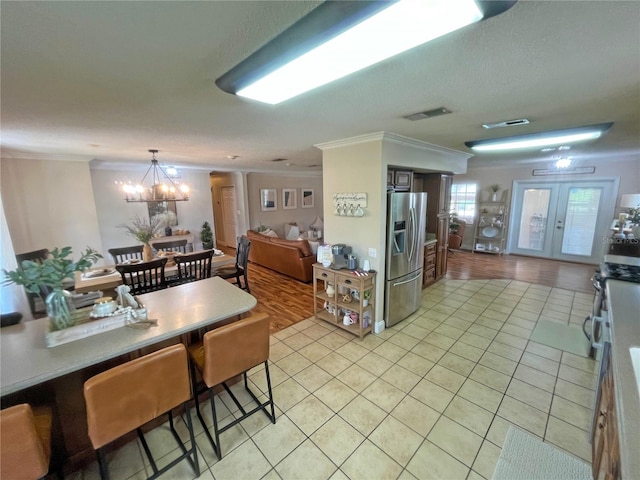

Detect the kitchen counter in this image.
[1,276,256,396]
[606,279,640,479]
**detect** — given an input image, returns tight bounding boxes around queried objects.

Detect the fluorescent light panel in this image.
[237,0,483,104]
[465,123,613,152]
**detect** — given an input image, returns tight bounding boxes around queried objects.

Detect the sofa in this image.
[246,230,315,282]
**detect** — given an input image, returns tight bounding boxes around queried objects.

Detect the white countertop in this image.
[0,277,256,396]
[605,279,640,479]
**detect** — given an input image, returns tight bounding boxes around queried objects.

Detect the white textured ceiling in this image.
[1,1,639,173]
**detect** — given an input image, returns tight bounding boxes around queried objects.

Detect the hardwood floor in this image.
[220,246,596,333]
[446,250,596,293]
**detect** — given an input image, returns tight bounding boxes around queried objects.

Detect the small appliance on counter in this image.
[331,244,352,270]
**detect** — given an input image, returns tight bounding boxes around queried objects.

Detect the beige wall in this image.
[318,132,470,325]
[1,157,103,259]
[246,172,323,238]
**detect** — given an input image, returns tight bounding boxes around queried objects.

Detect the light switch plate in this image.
[368,248,376,258]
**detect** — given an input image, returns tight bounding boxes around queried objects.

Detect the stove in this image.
[601,254,640,283]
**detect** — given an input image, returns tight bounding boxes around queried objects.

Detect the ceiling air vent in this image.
[270,158,287,162]
[482,118,530,129]
[403,107,451,121]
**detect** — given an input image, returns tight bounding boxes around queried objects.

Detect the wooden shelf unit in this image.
[313,264,376,339]
[473,201,508,255]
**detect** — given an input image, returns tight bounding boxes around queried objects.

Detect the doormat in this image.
[530,320,591,357]
[492,426,591,480]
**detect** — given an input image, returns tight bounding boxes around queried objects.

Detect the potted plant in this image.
[2,246,102,330]
[119,215,162,261]
[201,221,214,250]
[362,289,372,307]
[449,212,460,235]
[489,184,501,201]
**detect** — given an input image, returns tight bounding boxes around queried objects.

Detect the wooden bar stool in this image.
[0,403,53,480]
[83,344,199,480]
[188,312,275,459]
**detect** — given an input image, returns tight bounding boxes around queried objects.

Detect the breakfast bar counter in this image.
[1,276,256,396]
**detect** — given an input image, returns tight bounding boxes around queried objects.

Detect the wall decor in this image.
[260,188,277,212]
[148,201,178,226]
[301,188,315,208]
[282,188,297,209]
[332,192,367,216]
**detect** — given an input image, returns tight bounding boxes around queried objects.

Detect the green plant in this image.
[489,184,501,193]
[201,221,214,248]
[449,212,461,234]
[255,224,269,233]
[363,289,372,300]
[2,246,102,294]
[119,215,162,244]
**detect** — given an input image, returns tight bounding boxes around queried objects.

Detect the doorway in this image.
[509,179,618,263]
[220,186,237,248]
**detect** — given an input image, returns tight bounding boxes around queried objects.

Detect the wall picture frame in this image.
[148,201,178,226]
[260,188,277,212]
[301,188,314,209]
[282,188,297,209]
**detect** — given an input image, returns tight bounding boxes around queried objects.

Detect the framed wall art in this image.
[260,188,277,212]
[301,188,314,209]
[282,188,297,209]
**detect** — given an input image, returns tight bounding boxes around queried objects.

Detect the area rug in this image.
[492,426,591,480]
[530,320,591,357]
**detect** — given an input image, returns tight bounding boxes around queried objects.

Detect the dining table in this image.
[0,276,257,471]
[73,252,235,295]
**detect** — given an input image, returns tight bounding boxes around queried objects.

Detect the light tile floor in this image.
[69,279,598,480]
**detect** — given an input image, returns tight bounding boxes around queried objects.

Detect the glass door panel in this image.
[559,187,602,256]
[517,188,551,251]
[509,179,617,263]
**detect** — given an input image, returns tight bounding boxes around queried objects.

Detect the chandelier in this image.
[123,150,190,202]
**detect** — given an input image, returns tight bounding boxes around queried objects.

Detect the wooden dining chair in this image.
[115,257,168,295]
[15,249,51,316]
[188,312,275,460]
[1,403,53,480]
[174,249,215,285]
[212,236,251,293]
[108,245,144,264]
[153,239,187,254]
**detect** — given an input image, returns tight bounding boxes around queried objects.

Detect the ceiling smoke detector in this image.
[482,118,530,129]
[403,107,451,121]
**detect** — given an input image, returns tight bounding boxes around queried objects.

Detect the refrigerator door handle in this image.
[392,272,422,287]
[408,207,416,263]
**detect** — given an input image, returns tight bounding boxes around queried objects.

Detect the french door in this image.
[509,179,618,263]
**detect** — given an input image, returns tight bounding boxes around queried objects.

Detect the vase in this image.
[46,289,77,331]
[492,192,498,201]
[143,243,153,262]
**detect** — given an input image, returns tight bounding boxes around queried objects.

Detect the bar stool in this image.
[0,403,53,480]
[84,344,199,480]
[188,312,275,459]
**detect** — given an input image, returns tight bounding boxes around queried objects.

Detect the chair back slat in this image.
[115,257,167,295]
[175,250,214,283]
[153,239,187,254]
[109,245,144,265]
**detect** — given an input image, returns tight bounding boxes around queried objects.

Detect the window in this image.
[450,183,477,223]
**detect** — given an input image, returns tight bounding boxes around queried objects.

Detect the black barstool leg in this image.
[96,447,110,480]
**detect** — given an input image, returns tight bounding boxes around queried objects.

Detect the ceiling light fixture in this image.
[554,157,572,169]
[465,122,613,152]
[122,150,190,203]
[216,0,517,104]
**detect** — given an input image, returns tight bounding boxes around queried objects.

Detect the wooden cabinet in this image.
[592,342,621,480]
[387,169,413,191]
[473,201,508,255]
[423,242,437,287]
[436,216,449,279]
[423,173,452,280]
[313,264,376,339]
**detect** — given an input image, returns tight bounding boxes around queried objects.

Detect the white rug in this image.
[492,427,591,480]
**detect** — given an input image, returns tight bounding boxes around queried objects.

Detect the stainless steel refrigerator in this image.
[384,191,427,327]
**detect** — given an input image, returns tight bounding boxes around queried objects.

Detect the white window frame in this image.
[450,183,478,224]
